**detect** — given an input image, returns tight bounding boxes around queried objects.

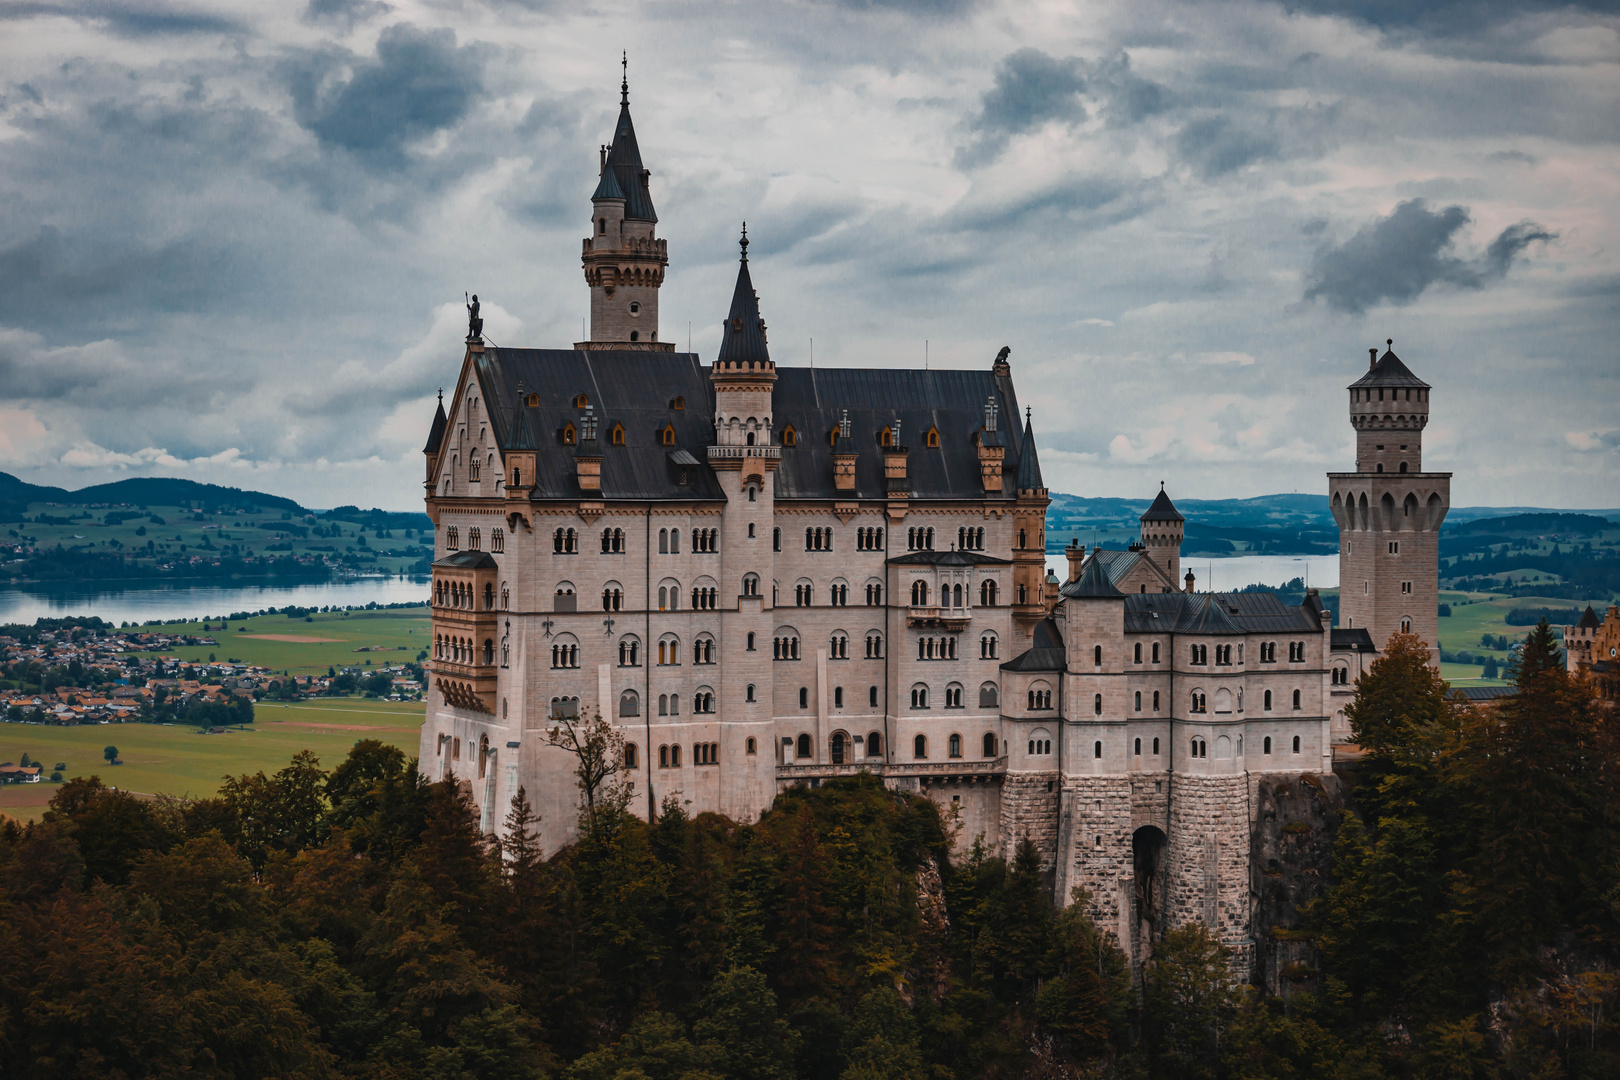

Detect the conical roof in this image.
[423,394,447,454]
[591,160,626,201]
[1015,409,1044,491]
[1350,342,1429,389]
[717,227,770,365]
[1578,605,1602,630]
[602,70,657,222]
[1141,483,1184,523]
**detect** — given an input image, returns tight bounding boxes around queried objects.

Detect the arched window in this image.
[948,734,962,758]
[797,734,812,759]
[782,425,797,447]
[979,682,999,708]
[1264,689,1273,711]
[746,683,756,702]
[610,423,625,446]
[625,743,638,769]
[1293,735,1301,754]
[913,734,927,759]
[911,580,928,606]
[1293,689,1302,710]
[1134,691,1142,711]
[1263,736,1272,754]
[1094,644,1103,666]
[1134,642,1142,663]
[1134,737,1142,756]
[980,579,997,606]
[1093,741,1102,759]
[979,632,998,659]
[743,573,760,596]
[1094,693,1102,715]
[1152,642,1160,663]
[619,690,639,717]
[868,732,883,757]
[945,682,963,708]
[910,683,929,709]
[661,424,676,446]
[1153,737,1160,755]
[1152,690,1160,711]
[983,732,997,757]
[799,687,809,709]
[492,528,504,553]
[447,526,459,550]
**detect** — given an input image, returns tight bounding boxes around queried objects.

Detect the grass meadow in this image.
[0,698,425,824]
[125,607,432,676]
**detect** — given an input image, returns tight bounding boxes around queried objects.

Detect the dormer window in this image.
[879,427,893,448]
[610,423,625,446]
[526,393,539,407]
[573,394,589,408]
[670,396,685,410]
[782,425,797,447]
[925,426,940,448]
[562,423,576,446]
[661,424,676,446]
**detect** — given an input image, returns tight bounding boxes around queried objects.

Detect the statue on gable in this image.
[466,293,484,341]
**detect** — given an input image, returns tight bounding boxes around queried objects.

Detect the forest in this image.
[0,624,1614,1079]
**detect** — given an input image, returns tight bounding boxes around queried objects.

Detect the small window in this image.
[746,683,756,702]
[573,394,589,408]
[983,732,997,757]
[880,426,893,448]
[526,392,539,407]
[1093,741,1102,759]
[1134,737,1142,756]
[797,734,812,759]
[610,423,625,446]
[625,743,638,769]
[948,734,962,758]
[1293,689,1302,710]
[1263,736,1272,754]
[661,424,676,446]
[800,687,809,709]
[913,734,927,759]
[925,426,940,448]
[562,422,576,445]
[671,395,685,410]
[782,425,797,447]
[1094,693,1102,715]
[1293,735,1301,754]
[746,737,757,754]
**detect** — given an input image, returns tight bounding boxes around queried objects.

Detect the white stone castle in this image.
[417,73,1449,970]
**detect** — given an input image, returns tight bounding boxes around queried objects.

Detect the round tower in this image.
[1328,341,1451,664]
[1139,483,1184,586]
[580,58,671,351]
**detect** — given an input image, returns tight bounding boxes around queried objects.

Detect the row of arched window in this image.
[856,527,884,551]
[433,634,493,666]
[907,527,935,551]
[601,528,626,553]
[958,526,985,550]
[441,526,501,552]
[917,636,958,660]
[805,527,833,551]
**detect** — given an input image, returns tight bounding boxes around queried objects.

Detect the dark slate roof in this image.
[1071,548,1154,593]
[591,161,626,202]
[603,95,657,222]
[1122,591,1324,635]
[1331,628,1378,652]
[1350,347,1429,390]
[1452,686,1518,702]
[435,550,498,569]
[473,347,724,501]
[771,367,1030,501]
[1578,605,1602,629]
[717,238,769,364]
[888,550,1011,566]
[1002,618,1065,672]
[424,396,448,454]
[1015,411,1044,490]
[1061,556,1124,599]
[1141,484,1184,522]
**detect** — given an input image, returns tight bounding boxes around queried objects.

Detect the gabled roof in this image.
[1140,484,1184,523]
[1578,605,1602,630]
[1122,591,1324,635]
[1350,346,1429,390]
[717,231,770,365]
[434,550,498,569]
[1061,556,1124,599]
[423,394,448,454]
[1015,410,1044,491]
[771,366,1027,501]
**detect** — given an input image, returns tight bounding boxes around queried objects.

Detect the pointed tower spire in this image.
[717,224,771,365]
[581,55,670,350]
[1016,407,1044,492]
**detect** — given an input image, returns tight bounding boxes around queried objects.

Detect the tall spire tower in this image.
[580,54,672,351]
[1328,341,1451,664]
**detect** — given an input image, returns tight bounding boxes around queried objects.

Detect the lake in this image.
[0,552,1340,627]
[0,576,430,626]
[1043,553,1339,593]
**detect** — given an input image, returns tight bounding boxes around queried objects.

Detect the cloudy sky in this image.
[1,0,1616,512]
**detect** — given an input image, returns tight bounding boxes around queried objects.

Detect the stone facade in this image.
[414,80,1446,977]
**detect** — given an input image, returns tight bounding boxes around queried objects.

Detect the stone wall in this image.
[1249,770,1349,996]
[1165,774,1254,959]
[999,772,1060,868]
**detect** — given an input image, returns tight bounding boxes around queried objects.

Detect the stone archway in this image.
[1132,825,1168,963]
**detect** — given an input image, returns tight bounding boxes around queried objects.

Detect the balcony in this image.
[907,605,971,630]
[707,444,782,462]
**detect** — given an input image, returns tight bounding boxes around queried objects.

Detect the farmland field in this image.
[125,607,432,675]
[0,698,424,824]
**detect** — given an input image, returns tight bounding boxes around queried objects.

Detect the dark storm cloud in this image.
[1282,0,1620,31]
[301,0,391,27]
[1175,116,1281,177]
[286,24,484,170]
[957,48,1167,166]
[1303,199,1556,314]
[0,2,243,37]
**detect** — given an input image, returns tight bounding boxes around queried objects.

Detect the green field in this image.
[7,500,429,578]
[0,698,425,824]
[1438,590,1604,685]
[126,607,432,676]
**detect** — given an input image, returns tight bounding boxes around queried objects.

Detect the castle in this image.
[416,72,1449,972]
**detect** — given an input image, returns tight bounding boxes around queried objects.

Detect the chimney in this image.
[1066,539,1085,583]
[883,419,908,493]
[1184,569,1196,594]
[833,410,857,491]
[1369,347,1377,369]
[975,395,1006,493]
[575,406,602,493]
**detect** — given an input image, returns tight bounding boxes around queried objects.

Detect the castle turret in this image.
[580,58,670,350]
[1328,340,1451,664]
[1139,483,1184,586]
[1013,408,1049,626]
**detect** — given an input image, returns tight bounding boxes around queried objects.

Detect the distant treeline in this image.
[1444,545,1620,601]
[5,545,335,584]
[1507,606,1584,626]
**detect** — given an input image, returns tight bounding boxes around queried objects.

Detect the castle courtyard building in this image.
[418,77,1446,974]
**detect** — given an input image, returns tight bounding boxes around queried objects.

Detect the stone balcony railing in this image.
[777,757,1007,783]
[706,445,782,462]
[907,605,971,629]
